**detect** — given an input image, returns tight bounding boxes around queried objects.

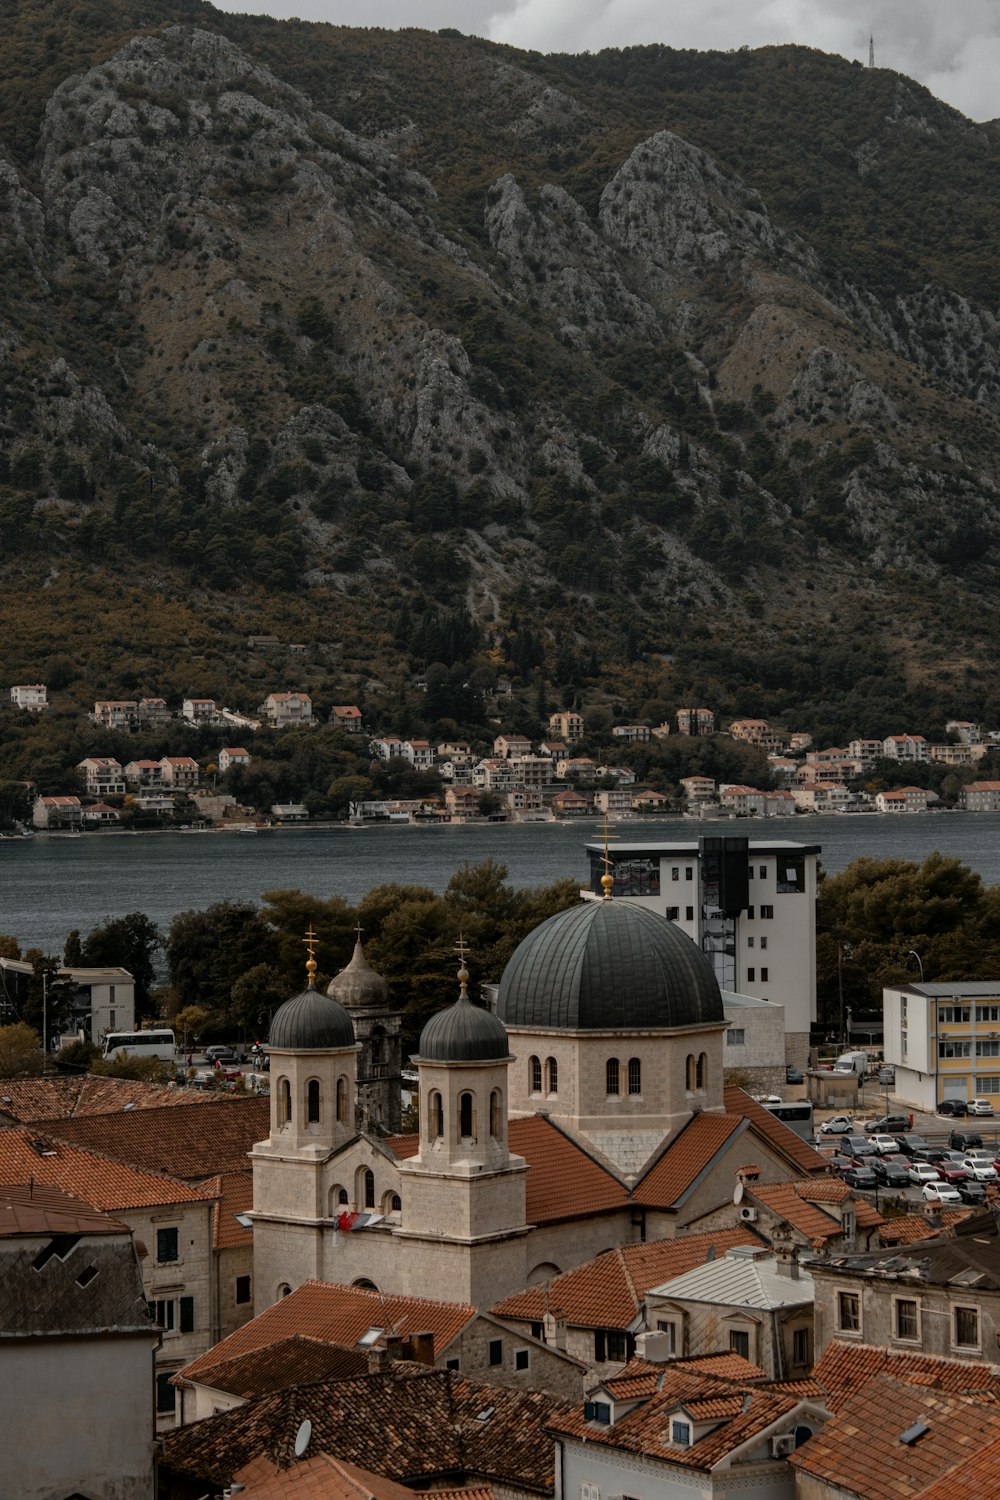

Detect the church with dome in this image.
[250,891,824,1313]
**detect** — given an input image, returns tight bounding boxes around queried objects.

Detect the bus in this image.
[102,1029,176,1062]
[762,1099,814,1141]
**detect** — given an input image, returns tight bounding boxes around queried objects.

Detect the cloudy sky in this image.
[209,0,999,120]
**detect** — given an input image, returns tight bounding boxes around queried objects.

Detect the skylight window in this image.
[358,1326,384,1346]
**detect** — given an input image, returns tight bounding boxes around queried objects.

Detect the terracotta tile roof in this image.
[879,1208,974,1245]
[201,1170,253,1250]
[723,1086,829,1174]
[0,1182,130,1237]
[507,1115,631,1223]
[232,1453,476,1500]
[632,1112,746,1207]
[602,1351,765,1400]
[184,1336,371,1399]
[492,1227,761,1328]
[176,1280,478,1388]
[550,1365,802,1470]
[0,1074,221,1123]
[0,1128,213,1211]
[160,1365,570,1494]
[39,1096,270,1180]
[911,1433,1000,1500]
[789,1371,1000,1498]
[796,1178,883,1230]
[750,1179,882,1244]
[812,1341,1000,1400]
[382,1132,419,1160]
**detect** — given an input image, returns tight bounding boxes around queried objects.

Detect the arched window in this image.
[546,1056,558,1094]
[278,1077,292,1124]
[459,1090,476,1141]
[307,1078,321,1123]
[337,1186,349,1205]
[336,1076,348,1124]
[628,1057,641,1095]
[686,1054,696,1090]
[429,1090,444,1140]
[606,1058,620,1096]
[383,1190,402,1215]
[530,1055,542,1093]
[330,1185,348,1213]
[363,1169,375,1209]
[278,1283,292,1299]
[490,1088,502,1140]
[696,1052,707,1089]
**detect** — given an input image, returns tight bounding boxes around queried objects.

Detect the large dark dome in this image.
[269,985,356,1051]
[418,994,510,1063]
[497,901,723,1031]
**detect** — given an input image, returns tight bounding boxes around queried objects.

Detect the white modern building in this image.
[883,980,1000,1111]
[583,836,818,1064]
[9,683,47,711]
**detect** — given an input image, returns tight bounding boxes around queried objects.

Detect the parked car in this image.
[785,1066,804,1085]
[877,1065,895,1085]
[867,1134,902,1155]
[190,1069,219,1090]
[819,1115,855,1135]
[841,1136,877,1159]
[961,1157,998,1181]
[907,1162,942,1187]
[936,1160,969,1185]
[950,1130,985,1152]
[843,1166,878,1190]
[205,1045,240,1064]
[937,1099,969,1116]
[864,1114,911,1135]
[959,1181,988,1204]
[968,1099,996,1116]
[870,1157,912,1189]
[896,1135,932,1158]
[922,1182,963,1205]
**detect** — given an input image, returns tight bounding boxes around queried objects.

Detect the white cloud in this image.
[208,0,1000,120]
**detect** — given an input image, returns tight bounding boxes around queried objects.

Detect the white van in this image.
[835,1051,869,1077]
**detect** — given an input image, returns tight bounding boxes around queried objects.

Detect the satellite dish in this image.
[733,1180,744,1204]
[293,1419,312,1459]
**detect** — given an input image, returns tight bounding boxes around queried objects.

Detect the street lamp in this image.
[907,950,924,983]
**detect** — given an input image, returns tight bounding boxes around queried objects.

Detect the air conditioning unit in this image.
[771,1434,796,1458]
[739,1205,758,1222]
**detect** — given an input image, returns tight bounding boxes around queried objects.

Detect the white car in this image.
[961,1158,998,1181]
[868,1134,901,1155]
[819,1115,854,1135]
[964,1150,995,1166]
[907,1162,942,1187]
[922,1182,962,1204]
[968,1099,995,1117]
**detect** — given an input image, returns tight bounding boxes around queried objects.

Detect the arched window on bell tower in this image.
[459,1090,476,1142]
[336,1076,348,1124]
[429,1090,444,1140]
[307,1078,321,1124]
[490,1088,502,1140]
[278,1077,292,1124]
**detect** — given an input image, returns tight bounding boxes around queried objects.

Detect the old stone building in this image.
[326,932,402,1132]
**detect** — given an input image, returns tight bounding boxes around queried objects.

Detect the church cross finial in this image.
[455,932,470,998]
[600,812,616,899]
[303,925,319,986]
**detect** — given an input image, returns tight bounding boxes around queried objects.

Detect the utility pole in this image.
[869,34,875,68]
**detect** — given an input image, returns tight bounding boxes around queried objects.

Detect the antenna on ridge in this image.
[869,34,875,68]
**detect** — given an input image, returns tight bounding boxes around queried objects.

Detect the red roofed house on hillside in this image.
[250,895,826,1319]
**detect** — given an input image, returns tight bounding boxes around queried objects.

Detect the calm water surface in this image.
[2,812,1000,954]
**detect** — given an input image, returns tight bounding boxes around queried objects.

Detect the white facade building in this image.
[883,980,1000,1112]
[10,683,47,711]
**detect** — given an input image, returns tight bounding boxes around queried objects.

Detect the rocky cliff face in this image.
[2,16,1000,723]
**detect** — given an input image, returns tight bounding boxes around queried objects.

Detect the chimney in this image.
[368,1347,391,1373]
[407,1331,435,1366]
[543,1308,567,1351]
[384,1334,404,1362]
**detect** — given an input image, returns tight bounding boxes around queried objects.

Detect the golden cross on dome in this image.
[303,925,319,985]
[354,923,364,943]
[600,811,618,899]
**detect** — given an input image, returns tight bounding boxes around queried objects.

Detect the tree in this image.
[166,902,279,1020]
[52,1038,98,1074]
[228,964,294,1033]
[93,1054,171,1081]
[80,913,161,1022]
[174,1004,210,1054]
[63,930,83,966]
[0,1022,44,1077]
[0,936,21,960]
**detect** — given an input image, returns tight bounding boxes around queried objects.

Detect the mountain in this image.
[2,3,1000,745]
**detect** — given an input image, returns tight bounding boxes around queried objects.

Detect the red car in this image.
[936,1160,969,1185]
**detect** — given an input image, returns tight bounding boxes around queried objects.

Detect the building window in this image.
[363,1169,375,1209]
[759,866,766,880]
[156,1371,177,1415]
[235,1275,251,1305]
[336,1076,348,1124]
[976,1041,1000,1058]
[149,1299,175,1332]
[581,1482,601,1500]
[156,1227,179,1264]
[307,1079,321,1123]
[837,1292,860,1333]
[777,858,805,893]
[939,1040,972,1059]
[671,1420,691,1445]
[546,1056,558,1094]
[429,1090,443,1139]
[894,1298,919,1341]
[760,936,767,950]
[656,1320,678,1354]
[747,967,756,982]
[792,1327,810,1367]
[459,1091,475,1140]
[531,1321,544,1341]
[490,1089,502,1139]
[671,866,679,881]
[696,1053,706,1089]
[278,1077,292,1124]
[977,1076,1000,1093]
[977,1005,1000,1023]
[746,905,755,920]
[760,904,774,919]
[515,1348,529,1371]
[686,1053,695,1090]
[727,1028,745,1046]
[955,1305,980,1349]
[666,906,679,920]
[760,966,769,982]
[747,936,754,948]
[594,1329,630,1362]
[628,1057,641,1094]
[489,1338,503,1366]
[446,1357,460,1370]
[530,1055,542,1094]
[729,1329,750,1359]
[685,905,694,921]
[606,1058,620,1096]
[686,867,693,879]
[939,1006,971,1023]
[278,1284,292,1298]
